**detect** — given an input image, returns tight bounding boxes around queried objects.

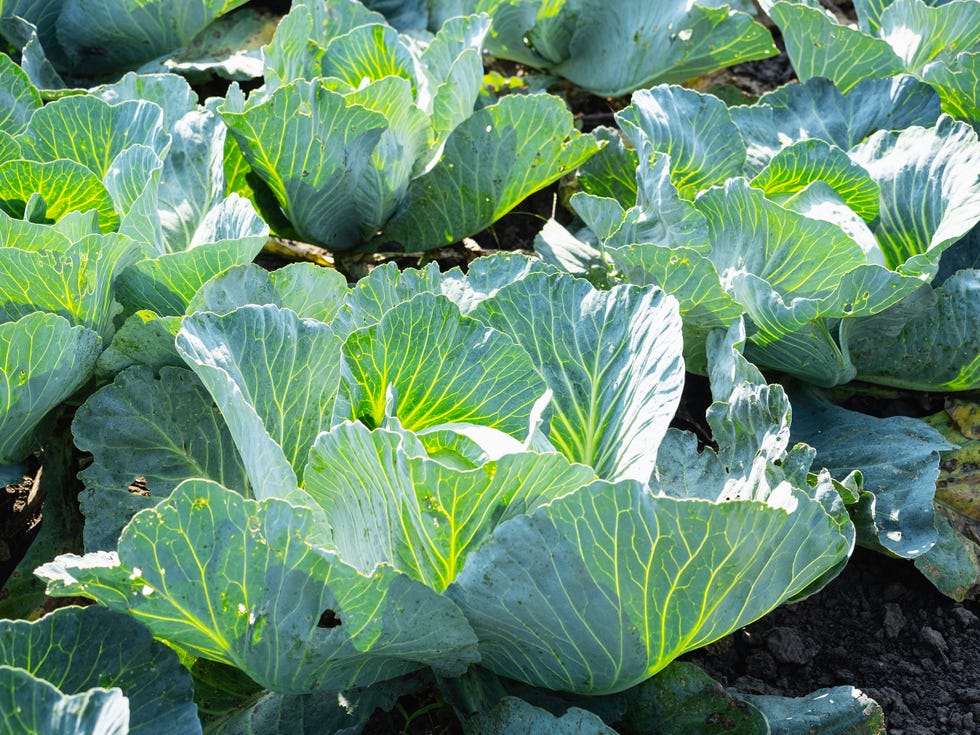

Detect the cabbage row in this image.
[0,0,977,732]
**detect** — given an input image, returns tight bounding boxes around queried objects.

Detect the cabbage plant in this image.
[440,0,779,97]
[220,0,600,252]
[0,0,250,90]
[762,0,980,128]
[568,77,980,389]
[41,255,856,729]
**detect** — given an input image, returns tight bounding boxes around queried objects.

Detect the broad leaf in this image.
[176,305,343,501]
[304,422,596,591]
[341,293,547,439]
[448,477,850,694]
[37,480,479,693]
[0,668,129,735]
[380,93,600,251]
[0,313,99,463]
[73,366,250,547]
[848,270,980,391]
[471,272,685,481]
[0,606,200,734]
[790,386,953,558]
[0,52,41,136]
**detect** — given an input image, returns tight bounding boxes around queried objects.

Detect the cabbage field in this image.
[0,0,978,733]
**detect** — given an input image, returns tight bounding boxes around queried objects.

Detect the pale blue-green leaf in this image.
[731,75,941,175]
[342,293,547,438]
[751,139,879,222]
[737,686,886,735]
[608,244,743,330]
[449,479,850,694]
[767,1,905,92]
[304,421,596,590]
[0,52,41,135]
[0,233,144,339]
[333,261,445,338]
[849,115,980,273]
[0,209,72,250]
[789,386,952,557]
[91,72,198,129]
[73,365,250,543]
[176,305,343,501]
[472,273,685,481]
[147,7,277,83]
[187,262,347,323]
[848,269,980,390]
[0,668,129,735]
[0,14,68,91]
[922,52,980,128]
[0,313,99,463]
[363,0,428,29]
[532,219,608,287]
[617,86,745,199]
[103,145,165,250]
[935,221,980,285]
[466,696,616,735]
[261,0,387,89]
[116,235,265,317]
[37,479,479,692]
[220,79,391,249]
[55,0,250,74]
[0,159,119,231]
[380,93,601,251]
[877,0,980,74]
[440,252,558,314]
[155,106,231,253]
[342,77,431,228]
[478,0,777,98]
[696,179,868,306]
[416,14,489,148]
[17,96,167,178]
[0,606,200,734]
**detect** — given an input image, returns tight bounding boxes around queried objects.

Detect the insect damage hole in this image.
[318,609,342,628]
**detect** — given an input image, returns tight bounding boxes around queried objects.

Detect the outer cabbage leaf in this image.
[448,477,850,695]
[304,421,597,591]
[470,272,685,482]
[847,270,980,391]
[379,93,600,251]
[2,0,250,80]
[730,75,941,175]
[616,86,745,200]
[848,115,980,273]
[0,668,129,735]
[0,606,199,734]
[341,292,547,439]
[0,233,145,340]
[114,196,268,316]
[466,696,615,734]
[16,96,167,179]
[789,385,953,557]
[175,305,343,501]
[767,0,980,124]
[0,52,41,136]
[187,262,347,322]
[37,479,479,694]
[72,366,250,550]
[0,312,99,463]
[466,0,777,97]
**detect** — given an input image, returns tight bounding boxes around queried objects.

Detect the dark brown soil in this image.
[691,548,980,735]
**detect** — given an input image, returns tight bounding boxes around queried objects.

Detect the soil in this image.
[690,548,980,735]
